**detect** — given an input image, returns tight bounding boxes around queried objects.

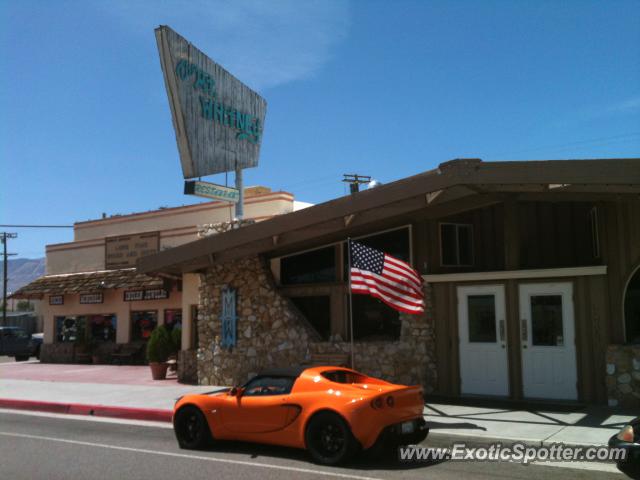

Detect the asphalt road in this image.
[0,411,624,480]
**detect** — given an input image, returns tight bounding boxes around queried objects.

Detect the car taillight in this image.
[371,397,384,409]
[386,395,395,407]
[617,425,635,443]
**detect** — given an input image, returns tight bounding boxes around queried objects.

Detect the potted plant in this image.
[146,325,172,380]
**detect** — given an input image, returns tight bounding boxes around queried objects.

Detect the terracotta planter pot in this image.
[150,362,169,380]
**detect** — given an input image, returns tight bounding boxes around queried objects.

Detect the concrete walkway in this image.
[0,359,635,450]
[424,402,636,448]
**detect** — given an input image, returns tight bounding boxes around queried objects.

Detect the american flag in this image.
[349,241,425,314]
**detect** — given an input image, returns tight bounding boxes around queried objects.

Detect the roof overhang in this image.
[137,158,640,276]
[10,268,164,299]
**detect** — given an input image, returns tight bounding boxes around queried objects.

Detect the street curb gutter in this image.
[0,398,172,423]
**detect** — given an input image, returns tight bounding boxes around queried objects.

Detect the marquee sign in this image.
[123,289,169,302]
[220,286,237,349]
[184,180,240,203]
[80,293,103,304]
[105,232,159,270]
[49,295,64,306]
[155,25,267,179]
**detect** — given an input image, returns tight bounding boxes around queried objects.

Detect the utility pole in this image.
[1,232,17,325]
[342,174,372,194]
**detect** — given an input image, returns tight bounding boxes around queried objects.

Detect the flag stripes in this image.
[349,241,425,314]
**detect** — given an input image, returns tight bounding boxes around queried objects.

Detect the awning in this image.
[9,268,164,299]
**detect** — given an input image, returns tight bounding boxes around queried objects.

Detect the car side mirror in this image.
[229,387,244,397]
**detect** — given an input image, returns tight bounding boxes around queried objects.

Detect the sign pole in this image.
[347,238,355,369]
[235,163,244,220]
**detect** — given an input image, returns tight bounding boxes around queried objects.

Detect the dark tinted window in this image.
[531,295,564,346]
[626,269,640,344]
[243,376,295,396]
[343,228,411,277]
[131,311,158,341]
[281,247,336,285]
[349,295,401,341]
[55,316,86,343]
[467,295,496,343]
[290,296,331,340]
[90,315,116,342]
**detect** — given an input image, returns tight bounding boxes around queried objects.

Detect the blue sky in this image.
[1,0,639,260]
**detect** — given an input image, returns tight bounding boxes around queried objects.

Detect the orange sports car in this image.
[172,365,428,465]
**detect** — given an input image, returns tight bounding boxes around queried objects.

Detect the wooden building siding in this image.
[517,202,599,269]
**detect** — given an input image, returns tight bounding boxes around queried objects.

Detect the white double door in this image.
[458,285,509,397]
[519,282,577,400]
[458,282,578,400]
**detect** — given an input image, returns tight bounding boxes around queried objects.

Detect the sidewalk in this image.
[424,402,636,448]
[0,360,635,450]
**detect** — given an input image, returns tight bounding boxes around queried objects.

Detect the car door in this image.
[8,329,31,356]
[218,376,294,434]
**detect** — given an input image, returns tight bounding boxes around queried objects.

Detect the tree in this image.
[16,300,32,312]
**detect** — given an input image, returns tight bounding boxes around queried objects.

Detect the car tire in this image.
[305,411,358,465]
[173,405,213,450]
[14,355,29,362]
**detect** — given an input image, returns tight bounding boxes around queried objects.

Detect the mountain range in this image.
[0,258,45,298]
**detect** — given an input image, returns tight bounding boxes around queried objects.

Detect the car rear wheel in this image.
[305,412,358,465]
[174,406,212,450]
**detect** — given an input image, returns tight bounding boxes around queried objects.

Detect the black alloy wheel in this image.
[174,406,212,450]
[305,412,358,465]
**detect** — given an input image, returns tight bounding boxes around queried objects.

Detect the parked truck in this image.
[0,326,42,361]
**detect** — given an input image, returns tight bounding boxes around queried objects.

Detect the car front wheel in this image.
[173,406,212,450]
[305,412,358,465]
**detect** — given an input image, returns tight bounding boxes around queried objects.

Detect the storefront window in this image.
[290,296,331,340]
[90,314,117,342]
[55,316,86,343]
[343,227,411,277]
[280,246,336,285]
[164,309,183,331]
[349,295,401,341]
[131,311,158,341]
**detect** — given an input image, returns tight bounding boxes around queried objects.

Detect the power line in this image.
[0,224,73,228]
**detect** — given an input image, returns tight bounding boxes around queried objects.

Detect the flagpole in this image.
[347,238,355,369]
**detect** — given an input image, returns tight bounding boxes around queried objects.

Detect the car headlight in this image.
[617,425,635,443]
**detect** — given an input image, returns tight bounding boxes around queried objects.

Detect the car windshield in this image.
[2,328,29,339]
[321,370,368,384]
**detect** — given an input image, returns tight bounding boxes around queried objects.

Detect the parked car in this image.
[0,326,42,361]
[610,417,640,479]
[173,365,428,465]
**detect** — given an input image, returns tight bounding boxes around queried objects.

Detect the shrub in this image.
[146,325,172,363]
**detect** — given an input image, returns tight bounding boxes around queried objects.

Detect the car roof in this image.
[256,366,307,378]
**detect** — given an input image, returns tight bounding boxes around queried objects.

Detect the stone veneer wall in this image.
[309,285,436,391]
[606,344,640,407]
[178,350,198,384]
[196,256,316,386]
[196,255,437,390]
